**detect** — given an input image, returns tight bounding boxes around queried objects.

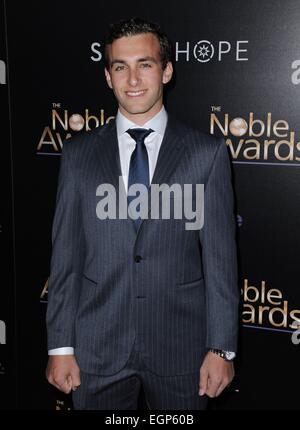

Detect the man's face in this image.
[105,33,173,125]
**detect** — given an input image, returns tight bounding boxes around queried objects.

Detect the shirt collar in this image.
[116,106,168,138]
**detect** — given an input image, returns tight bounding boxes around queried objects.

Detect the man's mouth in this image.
[125,90,147,97]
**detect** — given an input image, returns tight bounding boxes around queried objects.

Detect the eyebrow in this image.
[110,56,158,67]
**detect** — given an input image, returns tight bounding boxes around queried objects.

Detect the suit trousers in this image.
[72,340,207,410]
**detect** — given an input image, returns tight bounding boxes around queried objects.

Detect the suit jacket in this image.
[46,115,239,376]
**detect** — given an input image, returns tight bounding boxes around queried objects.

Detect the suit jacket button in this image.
[134,255,142,263]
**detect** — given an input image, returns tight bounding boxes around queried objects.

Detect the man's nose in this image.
[128,68,140,86]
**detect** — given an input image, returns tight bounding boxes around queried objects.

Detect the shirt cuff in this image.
[48,347,74,355]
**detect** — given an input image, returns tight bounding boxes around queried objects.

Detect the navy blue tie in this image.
[127,128,153,230]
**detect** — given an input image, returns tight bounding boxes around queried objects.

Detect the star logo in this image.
[193,40,214,63]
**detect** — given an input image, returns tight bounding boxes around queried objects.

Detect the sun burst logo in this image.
[193,40,214,63]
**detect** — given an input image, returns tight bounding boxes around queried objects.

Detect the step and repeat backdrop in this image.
[1,0,16,410]
[1,0,300,409]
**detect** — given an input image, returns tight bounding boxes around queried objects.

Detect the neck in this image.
[119,105,163,126]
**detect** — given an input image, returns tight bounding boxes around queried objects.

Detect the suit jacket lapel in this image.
[138,115,186,232]
[96,121,136,235]
[151,115,186,186]
[96,120,122,190]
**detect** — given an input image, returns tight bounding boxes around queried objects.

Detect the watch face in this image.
[224,351,236,361]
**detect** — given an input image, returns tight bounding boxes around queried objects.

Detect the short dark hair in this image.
[104,17,173,70]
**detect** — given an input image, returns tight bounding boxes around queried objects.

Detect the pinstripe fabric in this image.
[46,116,239,380]
[72,341,208,410]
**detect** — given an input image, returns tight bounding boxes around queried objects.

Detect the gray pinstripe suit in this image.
[46,115,239,408]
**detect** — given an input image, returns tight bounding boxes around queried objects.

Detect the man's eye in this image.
[140,63,151,68]
[114,65,125,71]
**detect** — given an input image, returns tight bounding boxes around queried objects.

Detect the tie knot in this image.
[126,128,153,143]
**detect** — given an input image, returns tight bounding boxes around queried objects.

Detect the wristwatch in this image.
[209,348,236,361]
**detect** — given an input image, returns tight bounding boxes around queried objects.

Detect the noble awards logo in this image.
[56,400,72,410]
[210,107,300,164]
[36,104,115,155]
[40,279,48,303]
[242,279,300,334]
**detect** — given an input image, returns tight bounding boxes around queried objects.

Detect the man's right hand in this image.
[46,355,81,394]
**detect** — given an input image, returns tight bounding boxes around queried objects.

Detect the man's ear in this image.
[162,62,173,84]
[105,67,113,89]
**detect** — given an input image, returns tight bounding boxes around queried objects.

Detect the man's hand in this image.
[199,351,234,398]
[46,355,81,394]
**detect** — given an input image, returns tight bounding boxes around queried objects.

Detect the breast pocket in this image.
[178,277,204,289]
[82,273,98,285]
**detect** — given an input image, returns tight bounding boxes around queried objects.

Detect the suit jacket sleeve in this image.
[200,137,239,352]
[46,142,85,349]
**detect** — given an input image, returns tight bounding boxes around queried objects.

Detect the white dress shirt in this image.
[48,106,168,356]
[116,106,168,192]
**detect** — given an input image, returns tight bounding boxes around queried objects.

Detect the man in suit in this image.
[46,17,239,410]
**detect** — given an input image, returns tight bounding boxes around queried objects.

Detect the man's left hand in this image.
[198,351,234,398]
